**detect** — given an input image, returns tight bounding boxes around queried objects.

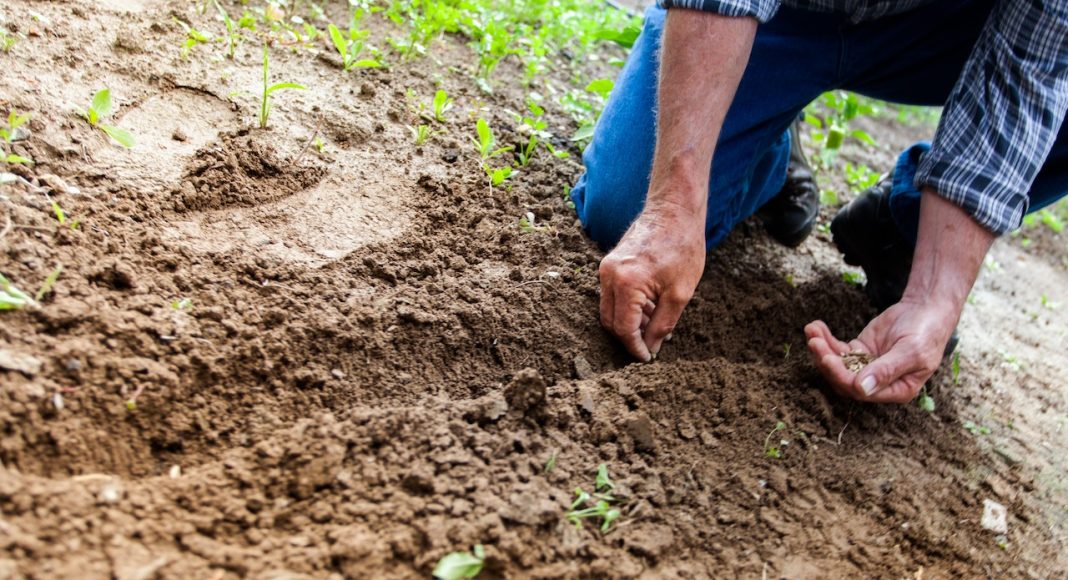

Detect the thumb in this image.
[856,344,924,397]
[644,289,690,357]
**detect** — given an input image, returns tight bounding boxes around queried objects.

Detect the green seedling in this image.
[313,136,326,153]
[566,464,621,532]
[963,420,991,436]
[844,162,880,193]
[0,29,16,52]
[518,212,548,233]
[764,421,786,458]
[0,273,34,310]
[213,0,240,59]
[432,89,453,122]
[172,298,193,310]
[259,46,305,129]
[49,197,80,229]
[327,23,380,71]
[782,342,792,360]
[544,449,557,474]
[485,164,513,187]
[917,386,935,412]
[174,18,211,59]
[1041,293,1059,310]
[819,188,840,207]
[472,118,511,159]
[409,124,432,145]
[1,110,30,144]
[842,270,864,286]
[35,265,62,302]
[432,545,484,580]
[80,89,135,148]
[585,78,613,100]
[951,352,961,385]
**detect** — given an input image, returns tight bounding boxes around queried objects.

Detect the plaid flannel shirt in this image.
[658,0,1068,235]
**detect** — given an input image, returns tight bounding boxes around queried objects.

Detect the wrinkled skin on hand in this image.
[805,297,958,402]
[598,202,706,362]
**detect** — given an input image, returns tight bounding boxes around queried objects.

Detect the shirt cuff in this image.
[914,150,1028,236]
[656,0,779,23]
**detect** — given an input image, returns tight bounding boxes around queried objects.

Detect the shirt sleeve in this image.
[656,0,780,23]
[915,0,1068,235]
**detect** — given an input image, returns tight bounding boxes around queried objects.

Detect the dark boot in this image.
[757,120,820,248]
[831,175,959,356]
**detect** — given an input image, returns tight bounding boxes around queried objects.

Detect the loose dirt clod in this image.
[842,351,873,373]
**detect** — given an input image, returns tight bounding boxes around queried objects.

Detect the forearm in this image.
[902,189,995,317]
[648,10,757,218]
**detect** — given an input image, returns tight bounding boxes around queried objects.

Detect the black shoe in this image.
[831,176,959,356]
[757,120,820,248]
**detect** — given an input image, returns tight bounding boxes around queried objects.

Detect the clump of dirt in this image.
[173,130,326,212]
[842,350,873,373]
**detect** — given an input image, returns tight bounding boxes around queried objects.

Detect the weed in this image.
[819,188,840,207]
[763,421,786,458]
[804,91,878,166]
[80,89,135,148]
[327,22,381,71]
[485,164,513,186]
[782,342,792,360]
[951,351,961,385]
[917,386,935,412]
[595,463,614,491]
[585,78,613,100]
[963,420,991,436]
[432,89,453,122]
[259,46,305,129]
[432,545,484,580]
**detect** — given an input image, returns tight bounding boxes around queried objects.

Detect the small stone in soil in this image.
[841,351,873,373]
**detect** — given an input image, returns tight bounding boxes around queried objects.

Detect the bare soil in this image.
[1,1,1066,578]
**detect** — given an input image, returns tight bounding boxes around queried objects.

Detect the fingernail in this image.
[664,333,673,342]
[860,375,877,395]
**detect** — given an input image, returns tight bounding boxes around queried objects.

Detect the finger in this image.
[807,337,855,397]
[642,299,656,317]
[599,280,615,331]
[864,377,923,404]
[856,344,929,398]
[613,287,652,362]
[804,321,852,355]
[644,288,690,356]
[641,313,651,333]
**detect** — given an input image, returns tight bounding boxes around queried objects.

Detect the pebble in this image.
[981,499,1008,533]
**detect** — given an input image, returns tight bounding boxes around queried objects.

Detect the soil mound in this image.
[174,130,326,212]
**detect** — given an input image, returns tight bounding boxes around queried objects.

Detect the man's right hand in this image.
[599,200,706,362]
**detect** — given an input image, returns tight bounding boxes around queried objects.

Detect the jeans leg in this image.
[570,6,664,249]
[571,6,839,250]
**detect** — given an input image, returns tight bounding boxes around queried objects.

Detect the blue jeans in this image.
[571,0,1068,249]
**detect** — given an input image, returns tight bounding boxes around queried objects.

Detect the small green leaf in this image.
[91,89,113,120]
[328,23,347,60]
[432,545,484,580]
[5,154,32,164]
[353,59,381,68]
[595,463,614,491]
[100,124,135,148]
[35,264,62,301]
[51,200,66,225]
[585,78,613,98]
[571,123,594,142]
[265,82,305,96]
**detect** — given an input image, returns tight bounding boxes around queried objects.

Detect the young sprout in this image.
[172,298,193,310]
[841,270,864,286]
[213,0,240,59]
[1,111,33,165]
[0,273,33,310]
[472,118,511,159]
[432,89,453,122]
[0,29,16,52]
[916,386,935,413]
[409,123,432,145]
[565,464,622,532]
[485,164,513,187]
[174,18,211,59]
[951,352,961,385]
[763,421,786,458]
[259,46,305,129]
[544,449,558,474]
[327,23,380,71]
[432,545,484,580]
[35,265,62,302]
[585,78,613,100]
[595,463,614,491]
[80,89,135,148]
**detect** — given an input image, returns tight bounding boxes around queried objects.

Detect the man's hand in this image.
[804,297,957,402]
[599,201,706,361]
[807,189,995,402]
[597,9,757,361]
